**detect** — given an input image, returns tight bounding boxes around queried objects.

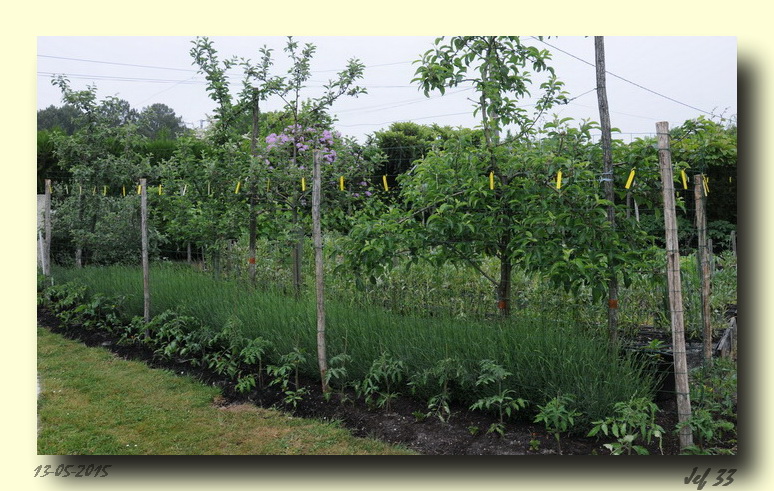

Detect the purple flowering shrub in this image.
[264,124,376,203]
[265,124,337,164]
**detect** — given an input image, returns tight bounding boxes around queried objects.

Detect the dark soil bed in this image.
[38,306,685,455]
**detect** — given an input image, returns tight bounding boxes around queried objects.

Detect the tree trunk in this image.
[497,234,512,316]
[594,36,619,346]
[248,197,257,285]
[292,205,303,299]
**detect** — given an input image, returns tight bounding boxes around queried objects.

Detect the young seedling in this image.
[239,337,272,389]
[529,438,541,452]
[408,357,468,423]
[533,394,581,454]
[357,352,405,412]
[469,359,526,436]
[323,353,353,403]
[267,347,309,409]
[588,396,664,455]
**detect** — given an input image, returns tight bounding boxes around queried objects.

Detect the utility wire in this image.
[38,54,196,72]
[532,37,714,116]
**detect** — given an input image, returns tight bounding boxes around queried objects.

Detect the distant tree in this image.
[96,97,139,127]
[137,103,189,139]
[37,104,81,134]
[367,122,485,192]
[37,129,69,192]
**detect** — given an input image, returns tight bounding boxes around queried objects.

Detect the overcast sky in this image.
[37,36,737,144]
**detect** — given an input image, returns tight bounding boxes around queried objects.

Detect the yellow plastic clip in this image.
[383,175,389,192]
[681,170,688,190]
[339,176,345,191]
[235,181,241,194]
[556,170,563,190]
[625,168,636,190]
[137,184,141,195]
[489,171,494,190]
[301,177,307,192]
[122,186,126,197]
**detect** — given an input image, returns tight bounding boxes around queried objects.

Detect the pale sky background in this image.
[37,36,737,144]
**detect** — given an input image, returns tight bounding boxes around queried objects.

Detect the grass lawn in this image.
[37,327,414,455]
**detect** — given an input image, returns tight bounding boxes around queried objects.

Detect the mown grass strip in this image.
[37,327,414,455]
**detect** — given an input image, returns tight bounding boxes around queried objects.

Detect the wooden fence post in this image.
[657,121,693,450]
[694,174,713,367]
[140,178,151,324]
[312,151,328,393]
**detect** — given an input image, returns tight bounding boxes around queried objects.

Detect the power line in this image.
[37,71,203,85]
[38,54,196,73]
[38,54,414,78]
[532,37,714,116]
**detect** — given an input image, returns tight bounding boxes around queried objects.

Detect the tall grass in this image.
[51,263,655,423]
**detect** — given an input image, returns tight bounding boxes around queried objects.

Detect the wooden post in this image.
[43,179,52,277]
[140,178,151,324]
[657,121,693,450]
[730,230,736,258]
[248,89,260,286]
[708,238,715,273]
[694,174,713,367]
[292,207,303,299]
[634,197,640,223]
[75,186,83,268]
[312,150,328,393]
[594,36,618,346]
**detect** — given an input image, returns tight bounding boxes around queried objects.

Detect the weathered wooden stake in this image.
[43,179,52,277]
[730,230,736,258]
[312,150,328,393]
[248,88,260,286]
[140,178,151,324]
[657,121,693,450]
[694,174,713,367]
